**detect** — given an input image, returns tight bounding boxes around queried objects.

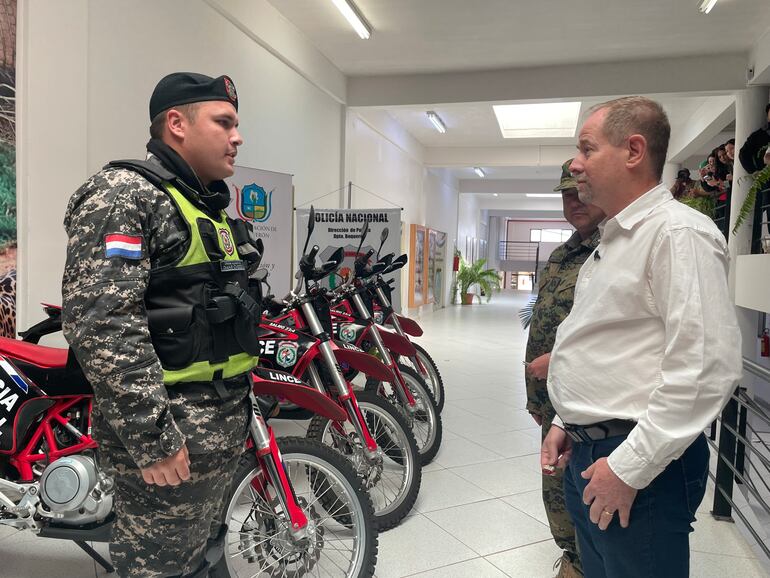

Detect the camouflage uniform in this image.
[62,165,250,577]
[525,228,600,576]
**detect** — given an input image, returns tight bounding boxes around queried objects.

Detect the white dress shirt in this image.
[548,184,743,489]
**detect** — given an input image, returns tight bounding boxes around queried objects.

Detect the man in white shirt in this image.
[540,96,743,578]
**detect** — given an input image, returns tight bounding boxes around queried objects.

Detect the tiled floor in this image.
[0,292,768,576]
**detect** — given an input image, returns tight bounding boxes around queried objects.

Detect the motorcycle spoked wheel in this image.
[365,365,442,466]
[211,437,378,578]
[398,343,445,413]
[306,391,421,531]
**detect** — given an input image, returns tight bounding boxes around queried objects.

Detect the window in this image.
[530,228,573,242]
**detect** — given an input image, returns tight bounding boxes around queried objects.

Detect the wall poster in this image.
[295,208,402,311]
[409,224,426,307]
[0,0,15,337]
[433,231,447,309]
[225,165,294,297]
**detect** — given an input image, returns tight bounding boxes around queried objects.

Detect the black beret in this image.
[149,72,238,120]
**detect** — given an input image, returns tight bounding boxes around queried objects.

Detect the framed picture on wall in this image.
[426,229,437,304]
[409,224,426,307]
[433,231,447,309]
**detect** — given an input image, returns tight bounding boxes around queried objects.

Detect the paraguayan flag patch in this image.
[104,234,143,259]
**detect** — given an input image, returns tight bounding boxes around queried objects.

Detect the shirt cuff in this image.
[128,415,186,469]
[607,440,666,490]
[552,414,564,429]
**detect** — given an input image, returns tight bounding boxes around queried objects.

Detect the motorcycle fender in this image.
[251,368,346,422]
[331,341,394,383]
[393,314,423,337]
[369,325,416,357]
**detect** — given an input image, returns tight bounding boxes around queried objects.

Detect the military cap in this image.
[553,159,578,191]
[149,72,238,120]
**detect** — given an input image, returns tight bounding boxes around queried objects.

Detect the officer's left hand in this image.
[581,458,637,530]
[526,353,551,380]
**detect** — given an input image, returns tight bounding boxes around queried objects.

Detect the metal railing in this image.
[712,191,731,240]
[498,241,540,262]
[709,357,770,562]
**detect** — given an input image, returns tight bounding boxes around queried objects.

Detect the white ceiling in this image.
[378,95,722,148]
[268,0,770,76]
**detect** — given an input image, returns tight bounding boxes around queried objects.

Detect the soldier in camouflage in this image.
[524,160,605,578]
[62,73,257,577]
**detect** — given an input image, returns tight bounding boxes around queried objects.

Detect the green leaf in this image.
[732,164,770,235]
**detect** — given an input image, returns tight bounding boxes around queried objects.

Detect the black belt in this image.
[563,419,636,443]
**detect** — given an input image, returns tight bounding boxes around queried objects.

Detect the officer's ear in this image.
[166,109,187,141]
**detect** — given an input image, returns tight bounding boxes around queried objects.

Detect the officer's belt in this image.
[168,374,250,399]
[563,419,636,443]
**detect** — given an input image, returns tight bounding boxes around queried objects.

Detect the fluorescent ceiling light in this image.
[474,167,485,178]
[427,111,446,133]
[330,0,371,39]
[699,0,718,14]
[493,102,582,139]
[493,193,499,197]
[527,193,562,198]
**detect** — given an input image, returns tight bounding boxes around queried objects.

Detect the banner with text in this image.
[226,165,293,296]
[296,208,402,311]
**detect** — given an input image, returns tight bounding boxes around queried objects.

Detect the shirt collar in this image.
[604,184,672,236]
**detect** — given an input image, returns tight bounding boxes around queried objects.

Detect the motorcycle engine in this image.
[38,455,113,525]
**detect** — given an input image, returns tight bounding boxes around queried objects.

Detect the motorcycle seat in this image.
[0,338,93,395]
[0,337,68,367]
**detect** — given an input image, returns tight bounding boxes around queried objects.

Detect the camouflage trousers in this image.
[100,443,243,577]
[541,413,583,576]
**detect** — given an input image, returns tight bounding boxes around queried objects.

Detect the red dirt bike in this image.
[367,255,446,414]
[7,311,379,577]
[256,209,421,531]
[325,226,442,465]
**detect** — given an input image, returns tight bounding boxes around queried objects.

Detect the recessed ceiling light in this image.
[493,193,499,197]
[330,0,372,39]
[427,111,446,133]
[493,102,582,139]
[527,193,562,198]
[699,0,718,14]
[474,167,485,178]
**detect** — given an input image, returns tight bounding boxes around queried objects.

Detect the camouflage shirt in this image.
[525,229,600,419]
[62,164,248,469]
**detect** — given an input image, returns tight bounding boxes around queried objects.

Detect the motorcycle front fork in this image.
[305,355,380,459]
[385,309,431,383]
[350,295,417,412]
[247,392,309,536]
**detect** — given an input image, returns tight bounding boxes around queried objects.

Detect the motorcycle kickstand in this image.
[74,540,115,574]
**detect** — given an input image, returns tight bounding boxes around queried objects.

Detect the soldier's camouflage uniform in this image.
[525,229,600,576]
[62,165,250,577]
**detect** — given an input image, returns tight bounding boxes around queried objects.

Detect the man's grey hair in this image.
[149,102,201,140]
[588,96,670,181]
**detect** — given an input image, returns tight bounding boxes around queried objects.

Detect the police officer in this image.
[524,160,605,578]
[62,72,262,577]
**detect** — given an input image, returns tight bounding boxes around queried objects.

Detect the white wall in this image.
[505,218,570,262]
[18,0,344,331]
[345,111,460,314]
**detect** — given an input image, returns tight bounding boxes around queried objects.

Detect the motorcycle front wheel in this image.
[306,390,421,531]
[399,343,445,413]
[211,436,378,578]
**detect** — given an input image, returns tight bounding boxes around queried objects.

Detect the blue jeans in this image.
[564,433,709,578]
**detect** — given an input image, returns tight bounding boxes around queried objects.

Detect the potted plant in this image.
[456,257,500,304]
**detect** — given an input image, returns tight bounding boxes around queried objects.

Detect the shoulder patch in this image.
[104,234,144,260]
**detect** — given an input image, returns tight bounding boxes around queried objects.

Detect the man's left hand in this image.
[526,353,551,380]
[581,458,637,530]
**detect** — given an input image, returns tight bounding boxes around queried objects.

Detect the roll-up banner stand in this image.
[295,208,402,311]
[225,166,294,296]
